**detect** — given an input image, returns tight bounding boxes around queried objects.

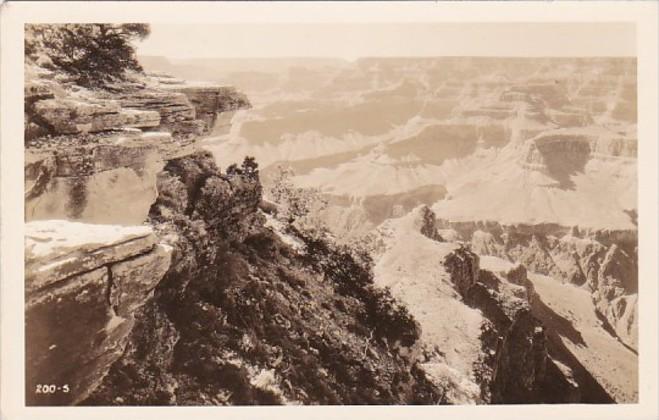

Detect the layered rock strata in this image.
[24,66,252,406]
[25,221,172,405]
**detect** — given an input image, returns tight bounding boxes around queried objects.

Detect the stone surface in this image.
[25,220,172,405]
[26,266,129,405]
[32,98,160,135]
[25,220,156,293]
[158,82,251,134]
[110,244,173,317]
[25,133,170,224]
[117,89,196,129]
[25,80,55,103]
[26,165,164,225]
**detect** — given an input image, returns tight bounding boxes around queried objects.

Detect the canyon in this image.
[25,55,638,405]
[142,56,638,402]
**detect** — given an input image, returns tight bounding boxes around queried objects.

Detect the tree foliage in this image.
[226,156,260,181]
[25,24,150,87]
[267,165,329,239]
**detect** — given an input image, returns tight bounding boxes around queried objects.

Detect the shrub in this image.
[298,230,420,347]
[226,156,260,181]
[267,165,328,238]
[25,24,150,87]
[363,286,421,347]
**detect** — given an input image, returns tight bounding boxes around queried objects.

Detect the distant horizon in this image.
[136,23,635,61]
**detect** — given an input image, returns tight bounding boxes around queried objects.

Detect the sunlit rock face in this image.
[24,57,252,406]
[24,67,252,225]
[25,221,172,405]
[25,132,169,224]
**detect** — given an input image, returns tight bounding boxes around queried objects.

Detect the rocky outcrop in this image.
[25,69,252,225]
[24,80,160,138]
[159,83,250,132]
[592,245,638,348]
[24,64,253,406]
[25,132,168,224]
[113,74,251,137]
[440,219,638,351]
[366,206,582,404]
[115,87,199,135]
[444,248,574,404]
[443,247,581,403]
[82,152,443,405]
[25,221,172,405]
[26,69,251,142]
[32,98,160,135]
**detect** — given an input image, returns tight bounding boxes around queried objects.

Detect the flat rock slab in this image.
[25,220,155,293]
[32,98,160,135]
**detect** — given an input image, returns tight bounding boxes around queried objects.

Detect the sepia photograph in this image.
[1,2,658,419]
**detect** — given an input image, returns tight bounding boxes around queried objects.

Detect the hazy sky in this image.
[137,22,635,60]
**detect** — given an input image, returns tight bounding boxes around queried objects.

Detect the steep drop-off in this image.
[368,207,585,404]
[24,55,636,406]
[82,152,443,405]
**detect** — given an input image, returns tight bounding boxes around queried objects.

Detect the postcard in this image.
[1,2,657,419]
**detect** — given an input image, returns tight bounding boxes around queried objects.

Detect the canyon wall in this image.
[24,66,251,405]
[436,219,638,352]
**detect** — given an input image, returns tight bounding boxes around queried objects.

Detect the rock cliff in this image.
[366,206,586,404]
[437,220,638,352]
[24,63,252,405]
[25,221,172,405]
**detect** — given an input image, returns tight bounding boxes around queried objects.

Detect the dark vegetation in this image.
[299,232,421,348]
[83,152,444,405]
[25,24,150,87]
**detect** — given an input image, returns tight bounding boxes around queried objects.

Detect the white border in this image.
[1,2,657,420]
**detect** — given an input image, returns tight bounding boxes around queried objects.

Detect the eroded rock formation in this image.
[443,246,579,403]
[24,64,252,405]
[439,220,638,352]
[25,221,172,405]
